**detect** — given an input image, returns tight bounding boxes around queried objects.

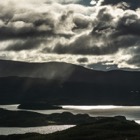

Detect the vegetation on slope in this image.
[0,116,140,140]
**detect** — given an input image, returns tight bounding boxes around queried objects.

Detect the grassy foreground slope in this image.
[0,117,140,140]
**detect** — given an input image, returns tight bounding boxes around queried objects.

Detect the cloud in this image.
[6,39,42,51]
[101,0,140,10]
[42,6,140,57]
[77,57,88,63]
[0,0,140,70]
[127,55,140,67]
[46,0,81,4]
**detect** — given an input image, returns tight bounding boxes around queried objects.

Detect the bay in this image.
[1,104,140,135]
[0,125,75,135]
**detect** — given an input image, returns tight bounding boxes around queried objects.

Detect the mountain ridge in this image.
[0,60,140,105]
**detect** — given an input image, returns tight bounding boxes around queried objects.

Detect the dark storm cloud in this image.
[46,0,92,6]
[101,0,140,10]
[0,25,52,40]
[114,13,140,36]
[1,1,140,55]
[6,39,42,51]
[125,45,140,67]
[0,0,94,51]
[73,17,91,30]
[0,24,72,41]
[0,10,73,41]
[44,5,140,56]
[47,32,117,55]
[77,57,88,63]
[127,55,140,67]
[0,0,140,69]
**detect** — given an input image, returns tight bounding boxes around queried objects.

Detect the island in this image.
[18,102,62,110]
[0,108,97,127]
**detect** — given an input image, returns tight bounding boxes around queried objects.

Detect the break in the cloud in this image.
[0,0,140,70]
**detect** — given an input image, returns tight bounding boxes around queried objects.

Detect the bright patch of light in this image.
[90,0,96,5]
[62,105,123,110]
[135,120,140,124]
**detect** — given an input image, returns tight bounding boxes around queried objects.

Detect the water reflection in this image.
[1,105,140,123]
[0,125,75,135]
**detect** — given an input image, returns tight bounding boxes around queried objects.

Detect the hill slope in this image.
[1,116,140,140]
[0,60,140,105]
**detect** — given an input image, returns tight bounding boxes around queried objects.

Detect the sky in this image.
[0,0,140,70]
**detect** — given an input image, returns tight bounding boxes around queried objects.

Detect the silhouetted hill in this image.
[0,60,140,105]
[1,116,140,140]
[18,102,62,110]
[0,108,96,127]
[0,60,77,81]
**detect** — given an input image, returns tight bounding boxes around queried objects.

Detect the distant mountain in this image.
[0,60,140,105]
[0,60,77,81]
